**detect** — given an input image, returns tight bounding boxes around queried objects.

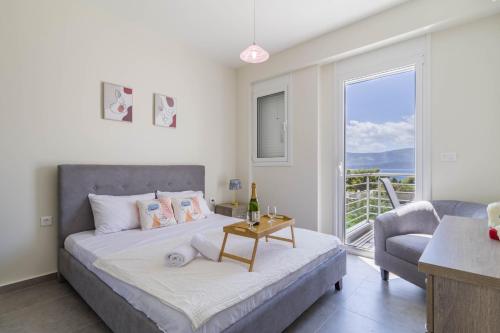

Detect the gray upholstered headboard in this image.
[58,164,205,247]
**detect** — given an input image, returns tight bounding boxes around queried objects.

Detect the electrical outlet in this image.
[40,216,53,227]
[440,152,457,162]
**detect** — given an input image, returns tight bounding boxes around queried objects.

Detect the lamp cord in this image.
[253,0,256,44]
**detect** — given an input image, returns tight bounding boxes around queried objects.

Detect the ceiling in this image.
[94,0,410,67]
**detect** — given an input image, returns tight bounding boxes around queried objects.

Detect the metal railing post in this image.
[344,172,416,250]
[377,176,381,216]
[366,175,370,222]
[345,172,415,228]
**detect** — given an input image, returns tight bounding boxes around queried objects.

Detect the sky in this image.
[345,69,416,153]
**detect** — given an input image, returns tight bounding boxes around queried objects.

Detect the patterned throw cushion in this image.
[156,190,213,216]
[137,198,177,230]
[171,196,206,223]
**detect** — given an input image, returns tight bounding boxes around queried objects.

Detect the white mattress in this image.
[65,214,341,333]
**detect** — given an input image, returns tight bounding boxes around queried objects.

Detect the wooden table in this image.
[218,215,295,272]
[418,216,500,333]
[214,203,248,217]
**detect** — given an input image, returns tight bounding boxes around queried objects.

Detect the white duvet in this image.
[66,215,341,332]
[94,225,339,329]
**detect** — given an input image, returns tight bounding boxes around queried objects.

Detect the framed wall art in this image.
[154,93,176,128]
[103,82,133,122]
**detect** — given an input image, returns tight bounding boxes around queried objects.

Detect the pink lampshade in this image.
[240,43,269,64]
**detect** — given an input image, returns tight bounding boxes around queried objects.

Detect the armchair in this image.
[374,200,487,288]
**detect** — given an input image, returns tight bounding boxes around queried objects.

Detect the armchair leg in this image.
[380,268,389,281]
[335,279,343,291]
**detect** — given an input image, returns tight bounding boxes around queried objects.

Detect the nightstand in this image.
[215,203,247,217]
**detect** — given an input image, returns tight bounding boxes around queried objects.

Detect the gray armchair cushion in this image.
[386,234,432,265]
[374,200,439,279]
[375,201,439,253]
[431,200,487,220]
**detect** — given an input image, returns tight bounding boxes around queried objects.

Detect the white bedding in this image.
[65,214,341,333]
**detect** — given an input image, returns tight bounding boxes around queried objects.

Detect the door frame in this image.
[333,36,431,249]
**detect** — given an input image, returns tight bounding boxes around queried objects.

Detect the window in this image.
[257,92,285,158]
[252,75,291,166]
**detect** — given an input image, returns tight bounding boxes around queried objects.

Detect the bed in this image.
[57,164,346,333]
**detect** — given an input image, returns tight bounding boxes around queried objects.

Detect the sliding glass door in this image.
[334,38,429,257]
[343,68,416,252]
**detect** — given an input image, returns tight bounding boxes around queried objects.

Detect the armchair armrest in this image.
[374,201,440,254]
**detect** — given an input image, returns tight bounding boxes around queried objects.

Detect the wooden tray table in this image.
[218,215,295,272]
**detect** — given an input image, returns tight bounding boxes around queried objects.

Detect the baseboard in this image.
[0,272,57,294]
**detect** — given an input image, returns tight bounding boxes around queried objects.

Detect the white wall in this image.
[251,67,319,230]
[236,8,500,235]
[236,0,500,82]
[318,64,336,235]
[2,0,499,287]
[0,0,236,286]
[431,15,500,202]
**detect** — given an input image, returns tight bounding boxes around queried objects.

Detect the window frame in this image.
[252,75,292,166]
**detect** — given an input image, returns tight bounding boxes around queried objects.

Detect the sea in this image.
[379,168,415,175]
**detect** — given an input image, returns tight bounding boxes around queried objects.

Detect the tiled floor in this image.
[0,255,426,333]
[285,255,426,333]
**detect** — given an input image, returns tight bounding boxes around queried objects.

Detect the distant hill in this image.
[346,148,415,172]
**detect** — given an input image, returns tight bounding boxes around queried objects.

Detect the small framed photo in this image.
[103,82,133,122]
[154,93,177,128]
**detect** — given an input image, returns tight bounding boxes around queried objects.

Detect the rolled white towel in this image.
[165,244,199,267]
[191,233,220,261]
[488,202,500,227]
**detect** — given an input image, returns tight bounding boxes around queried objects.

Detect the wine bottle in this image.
[248,182,260,223]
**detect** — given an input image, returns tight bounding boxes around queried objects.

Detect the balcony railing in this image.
[345,172,415,250]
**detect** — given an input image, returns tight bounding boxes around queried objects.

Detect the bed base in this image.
[59,248,346,333]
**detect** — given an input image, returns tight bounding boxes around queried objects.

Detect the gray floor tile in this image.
[317,307,417,333]
[346,255,388,282]
[0,292,101,333]
[0,280,74,316]
[284,290,343,333]
[343,279,426,332]
[286,255,425,333]
[74,320,111,333]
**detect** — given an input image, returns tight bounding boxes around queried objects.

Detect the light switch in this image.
[40,216,53,226]
[440,152,457,162]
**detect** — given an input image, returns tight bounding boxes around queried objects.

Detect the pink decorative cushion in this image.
[171,196,206,223]
[137,198,176,230]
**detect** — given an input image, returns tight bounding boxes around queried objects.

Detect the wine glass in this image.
[244,212,253,230]
[240,212,250,228]
[249,217,258,231]
[268,206,277,224]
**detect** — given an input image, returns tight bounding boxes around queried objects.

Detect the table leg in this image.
[248,238,259,272]
[218,232,229,262]
[290,226,296,248]
[265,235,268,242]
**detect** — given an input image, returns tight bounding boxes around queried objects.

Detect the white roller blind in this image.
[257,92,285,158]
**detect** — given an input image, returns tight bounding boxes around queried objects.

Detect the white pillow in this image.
[89,192,155,234]
[156,190,212,215]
